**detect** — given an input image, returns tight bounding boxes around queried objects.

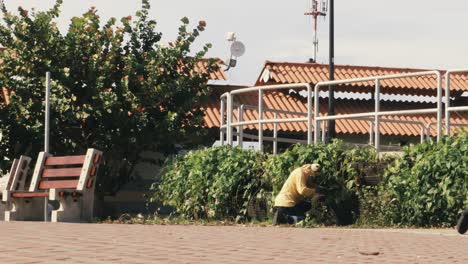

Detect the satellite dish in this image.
[230,41,246,57]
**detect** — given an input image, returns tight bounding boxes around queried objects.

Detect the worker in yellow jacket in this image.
[273,164,322,225]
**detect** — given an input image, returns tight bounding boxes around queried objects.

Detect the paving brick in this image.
[0,223,466,263]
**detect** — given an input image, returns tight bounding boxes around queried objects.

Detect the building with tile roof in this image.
[203,61,468,150]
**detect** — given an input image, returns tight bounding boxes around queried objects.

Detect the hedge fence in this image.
[151,131,468,227]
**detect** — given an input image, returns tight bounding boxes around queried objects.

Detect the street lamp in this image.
[328,0,335,141]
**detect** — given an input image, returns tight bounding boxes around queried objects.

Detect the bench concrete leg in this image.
[4,198,45,221]
[81,190,95,222]
[51,195,82,223]
[0,202,5,221]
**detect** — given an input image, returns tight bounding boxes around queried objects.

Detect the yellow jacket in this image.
[274,165,316,207]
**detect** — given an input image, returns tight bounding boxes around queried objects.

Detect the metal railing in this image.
[445,69,468,136]
[220,69,468,153]
[235,104,309,154]
[220,83,313,152]
[314,71,442,152]
[427,122,468,139]
[363,118,426,144]
[227,105,428,154]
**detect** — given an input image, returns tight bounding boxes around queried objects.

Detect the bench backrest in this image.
[0,156,32,192]
[29,149,102,192]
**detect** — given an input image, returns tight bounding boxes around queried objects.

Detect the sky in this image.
[2,0,468,85]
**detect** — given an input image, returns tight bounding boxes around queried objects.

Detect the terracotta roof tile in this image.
[195,59,227,81]
[257,61,468,96]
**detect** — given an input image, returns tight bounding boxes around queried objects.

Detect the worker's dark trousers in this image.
[274,201,312,224]
[457,209,468,234]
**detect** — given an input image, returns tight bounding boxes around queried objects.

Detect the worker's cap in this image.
[302,163,321,176]
[310,164,321,173]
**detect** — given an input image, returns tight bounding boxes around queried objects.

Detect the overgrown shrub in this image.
[264,140,380,225]
[152,146,267,220]
[355,185,394,227]
[152,133,466,228]
[379,131,468,227]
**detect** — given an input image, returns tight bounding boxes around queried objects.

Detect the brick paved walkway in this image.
[0,222,466,263]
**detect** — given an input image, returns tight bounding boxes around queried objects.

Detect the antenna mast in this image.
[305,0,328,62]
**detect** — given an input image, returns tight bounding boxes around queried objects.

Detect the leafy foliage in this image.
[154,141,380,224]
[380,131,468,227]
[152,146,267,220]
[152,134,466,227]
[264,140,380,225]
[0,0,218,191]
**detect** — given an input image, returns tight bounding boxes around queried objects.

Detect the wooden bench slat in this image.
[42,168,82,178]
[11,192,49,198]
[93,154,101,164]
[39,180,79,190]
[45,155,86,166]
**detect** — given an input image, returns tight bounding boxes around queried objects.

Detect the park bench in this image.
[0,156,32,220]
[2,148,102,222]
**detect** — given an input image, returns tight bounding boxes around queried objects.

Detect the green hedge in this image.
[151,146,267,220]
[264,140,379,225]
[378,131,468,227]
[152,132,468,227]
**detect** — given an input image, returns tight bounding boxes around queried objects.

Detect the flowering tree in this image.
[0,0,218,193]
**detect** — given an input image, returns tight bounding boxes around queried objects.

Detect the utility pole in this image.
[328,0,336,141]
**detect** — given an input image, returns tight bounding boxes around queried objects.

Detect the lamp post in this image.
[328,0,336,141]
[44,72,51,222]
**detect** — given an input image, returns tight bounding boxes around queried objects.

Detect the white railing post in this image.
[445,72,451,136]
[227,93,233,146]
[426,123,431,140]
[273,113,278,154]
[258,89,264,151]
[374,79,381,152]
[369,121,374,145]
[239,104,244,148]
[321,121,326,143]
[307,84,313,145]
[436,71,442,142]
[420,125,425,143]
[426,122,437,141]
[220,97,225,145]
[314,84,320,143]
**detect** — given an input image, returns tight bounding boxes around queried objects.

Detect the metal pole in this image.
[436,71,442,142]
[227,94,233,146]
[239,105,244,148]
[374,79,380,152]
[314,85,320,143]
[273,113,278,155]
[45,72,51,153]
[44,72,51,222]
[220,98,225,145]
[307,84,313,145]
[327,0,335,141]
[369,121,374,145]
[321,121,326,143]
[445,72,451,136]
[426,123,432,140]
[420,125,425,143]
[258,90,264,152]
[237,106,241,145]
